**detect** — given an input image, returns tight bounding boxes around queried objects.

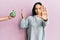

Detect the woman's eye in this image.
[35,8,37,10]
[39,8,41,9]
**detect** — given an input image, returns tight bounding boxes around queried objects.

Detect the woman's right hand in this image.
[21,9,25,19]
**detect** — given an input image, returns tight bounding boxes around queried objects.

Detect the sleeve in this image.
[20,17,29,29]
[42,19,48,28]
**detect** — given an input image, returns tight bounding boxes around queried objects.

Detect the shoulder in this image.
[27,16,33,19]
[26,16,34,20]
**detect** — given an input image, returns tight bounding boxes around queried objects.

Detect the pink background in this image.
[0,0,60,40]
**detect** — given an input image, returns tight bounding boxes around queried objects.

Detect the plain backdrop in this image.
[0,0,60,40]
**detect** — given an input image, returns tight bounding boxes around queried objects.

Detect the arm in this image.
[42,19,48,27]
[20,17,29,29]
[0,16,12,21]
[20,9,29,29]
[41,5,48,27]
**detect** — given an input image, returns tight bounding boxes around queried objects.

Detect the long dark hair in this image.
[32,2,42,16]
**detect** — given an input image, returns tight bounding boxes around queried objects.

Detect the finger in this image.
[42,5,47,10]
[42,5,45,9]
[21,9,24,16]
[21,9,23,13]
[21,9,25,18]
[21,9,23,12]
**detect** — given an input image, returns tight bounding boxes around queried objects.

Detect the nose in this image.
[37,9,40,12]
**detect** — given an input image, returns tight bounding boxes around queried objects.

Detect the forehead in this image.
[35,4,41,8]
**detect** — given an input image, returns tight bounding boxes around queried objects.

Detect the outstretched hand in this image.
[41,5,48,20]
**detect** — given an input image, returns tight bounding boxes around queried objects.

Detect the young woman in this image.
[20,2,48,40]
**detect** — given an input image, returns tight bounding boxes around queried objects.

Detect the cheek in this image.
[35,9,37,13]
[35,9,42,13]
[38,9,42,13]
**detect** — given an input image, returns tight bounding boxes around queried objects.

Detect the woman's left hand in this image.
[41,5,48,20]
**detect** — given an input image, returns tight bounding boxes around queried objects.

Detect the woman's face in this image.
[35,4,42,15]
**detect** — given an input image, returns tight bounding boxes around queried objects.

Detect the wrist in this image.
[8,16,11,19]
[43,18,48,21]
